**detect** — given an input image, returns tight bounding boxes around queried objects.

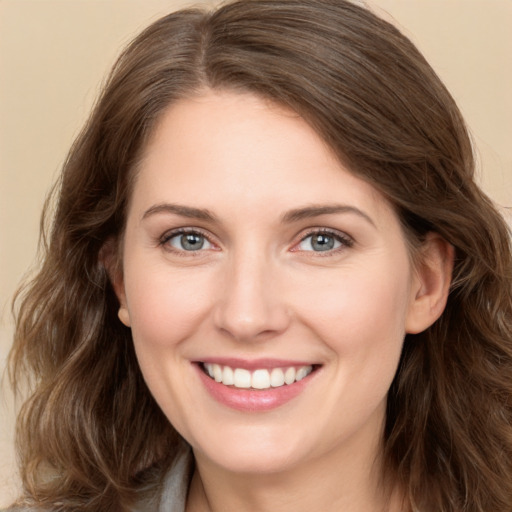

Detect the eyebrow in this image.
[142,202,375,227]
[281,204,376,227]
[142,203,217,222]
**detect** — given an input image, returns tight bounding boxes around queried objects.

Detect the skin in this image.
[113,90,453,512]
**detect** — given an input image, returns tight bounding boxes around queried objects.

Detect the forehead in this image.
[131,90,393,225]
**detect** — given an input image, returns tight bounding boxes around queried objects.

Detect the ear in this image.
[99,238,131,327]
[405,233,454,334]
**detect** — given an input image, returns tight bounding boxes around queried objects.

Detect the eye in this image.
[163,230,213,252]
[295,230,352,253]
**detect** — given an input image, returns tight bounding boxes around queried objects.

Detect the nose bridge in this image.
[214,244,289,341]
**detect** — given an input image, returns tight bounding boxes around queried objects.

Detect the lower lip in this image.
[195,364,317,412]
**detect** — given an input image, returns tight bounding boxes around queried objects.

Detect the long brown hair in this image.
[9,0,512,510]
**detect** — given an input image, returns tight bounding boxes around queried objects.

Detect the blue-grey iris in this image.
[311,234,335,251]
[181,233,205,251]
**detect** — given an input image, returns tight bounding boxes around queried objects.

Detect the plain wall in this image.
[1,0,511,504]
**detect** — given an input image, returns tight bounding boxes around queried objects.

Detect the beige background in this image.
[1,0,511,504]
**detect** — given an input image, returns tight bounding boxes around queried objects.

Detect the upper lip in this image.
[196,357,319,370]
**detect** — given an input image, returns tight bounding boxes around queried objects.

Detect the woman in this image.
[6,0,512,511]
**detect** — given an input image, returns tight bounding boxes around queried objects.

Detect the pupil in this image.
[182,233,204,251]
[312,234,334,251]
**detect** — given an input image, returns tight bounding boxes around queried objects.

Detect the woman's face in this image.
[117,90,423,475]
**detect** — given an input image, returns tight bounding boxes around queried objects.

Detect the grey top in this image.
[132,446,193,512]
[3,446,194,512]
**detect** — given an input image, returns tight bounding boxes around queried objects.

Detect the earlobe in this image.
[99,238,131,327]
[112,278,131,328]
[118,305,131,327]
[405,233,454,334]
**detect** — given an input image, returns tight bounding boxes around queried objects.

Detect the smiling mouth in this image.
[201,363,317,390]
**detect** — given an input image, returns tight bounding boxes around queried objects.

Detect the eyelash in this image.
[159,228,216,256]
[294,228,354,255]
[158,227,354,256]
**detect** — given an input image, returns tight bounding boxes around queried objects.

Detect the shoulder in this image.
[2,446,194,512]
[131,443,194,512]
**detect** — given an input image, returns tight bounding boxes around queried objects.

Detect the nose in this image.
[213,252,291,342]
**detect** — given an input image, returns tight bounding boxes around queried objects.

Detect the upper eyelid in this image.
[160,226,212,240]
[290,227,354,253]
[159,227,218,250]
[158,226,353,249]
[296,227,353,243]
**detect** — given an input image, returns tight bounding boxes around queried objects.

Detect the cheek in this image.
[300,266,411,421]
[123,262,214,351]
[295,264,412,352]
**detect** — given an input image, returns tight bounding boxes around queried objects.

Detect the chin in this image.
[202,448,304,475]
[190,425,310,475]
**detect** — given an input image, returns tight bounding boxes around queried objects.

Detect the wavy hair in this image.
[9,0,512,510]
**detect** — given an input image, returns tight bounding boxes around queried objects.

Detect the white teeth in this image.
[203,363,313,390]
[251,369,270,389]
[270,368,285,387]
[233,368,251,388]
[222,365,234,385]
[213,364,222,382]
[284,367,296,385]
[296,366,310,381]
